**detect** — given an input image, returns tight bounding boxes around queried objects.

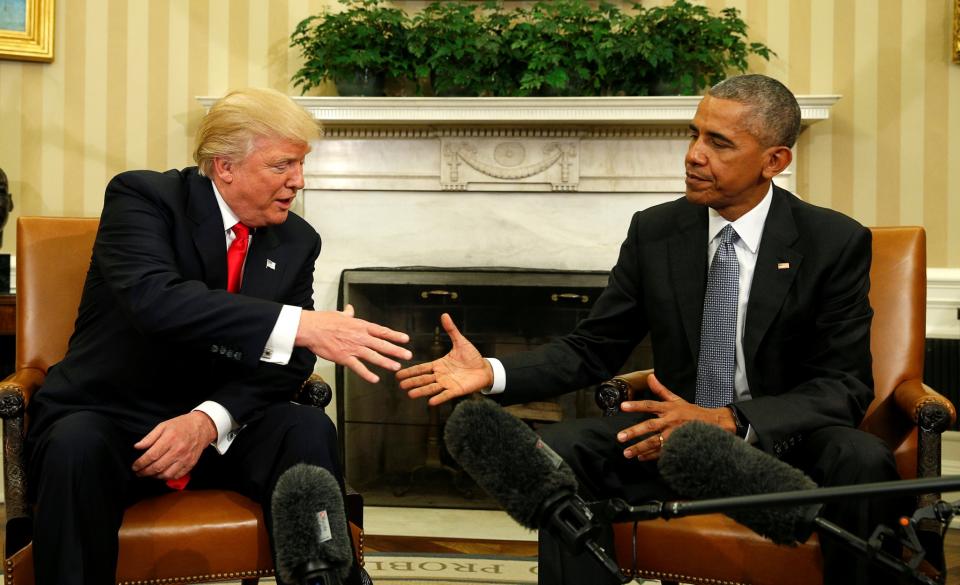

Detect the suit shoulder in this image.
[628,195,698,236]
[108,168,194,192]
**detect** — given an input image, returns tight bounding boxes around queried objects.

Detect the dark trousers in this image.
[26,403,357,585]
[535,412,907,585]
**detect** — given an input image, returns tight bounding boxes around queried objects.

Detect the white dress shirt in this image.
[192,182,303,454]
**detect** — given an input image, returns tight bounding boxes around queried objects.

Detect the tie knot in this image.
[718,224,739,245]
[232,223,250,239]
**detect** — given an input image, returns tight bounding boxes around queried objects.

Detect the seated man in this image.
[26,87,411,585]
[398,74,904,585]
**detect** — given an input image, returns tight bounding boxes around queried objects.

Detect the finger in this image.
[406,382,446,400]
[625,435,663,461]
[341,304,355,318]
[366,324,411,348]
[616,420,663,443]
[440,313,468,346]
[133,425,164,450]
[620,399,663,414]
[396,362,434,382]
[397,372,436,390]
[345,356,379,384]
[647,373,682,402]
[356,346,402,372]
[366,335,412,361]
[427,389,461,406]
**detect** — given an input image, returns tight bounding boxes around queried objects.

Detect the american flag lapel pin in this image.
[777,262,790,270]
[266,259,276,270]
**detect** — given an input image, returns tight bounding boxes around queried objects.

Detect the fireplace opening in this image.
[336,267,652,509]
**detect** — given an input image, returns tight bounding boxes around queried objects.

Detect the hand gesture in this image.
[296,304,412,384]
[132,411,217,480]
[616,373,737,461]
[396,313,493,406]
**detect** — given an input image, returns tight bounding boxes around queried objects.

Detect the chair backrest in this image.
[16,217,99,375]
[860,226,926,477]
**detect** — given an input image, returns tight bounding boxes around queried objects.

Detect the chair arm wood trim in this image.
[0,368,45,418]
[596,370,653,416]
[295,373,333,409]
[0,369,44,552]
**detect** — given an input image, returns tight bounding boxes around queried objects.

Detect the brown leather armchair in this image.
[1,217,364,585]
[594,226,956,585]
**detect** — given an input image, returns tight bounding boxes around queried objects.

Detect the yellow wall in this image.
[1,0,959,265]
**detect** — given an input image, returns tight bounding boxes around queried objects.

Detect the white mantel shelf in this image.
[197,95,841,126]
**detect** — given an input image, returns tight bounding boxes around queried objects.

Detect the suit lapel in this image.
[186,174,229,290]
[240,227,284,299]
[743,186,802,386]
[669,204,709,360]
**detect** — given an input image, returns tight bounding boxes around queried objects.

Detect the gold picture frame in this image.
[954,0,960,63]
[0,0,54,63]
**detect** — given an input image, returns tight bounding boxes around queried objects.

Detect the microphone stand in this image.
[589,475,960,585]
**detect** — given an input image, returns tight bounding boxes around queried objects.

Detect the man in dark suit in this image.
[397,75,901,585]
[26,88,411,585]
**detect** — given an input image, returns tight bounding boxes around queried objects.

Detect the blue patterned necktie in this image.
[695,224,740,408]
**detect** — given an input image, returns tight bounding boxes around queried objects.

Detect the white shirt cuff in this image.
[261,305,301,365]
[194,400,241,454]
[482,358,506,395]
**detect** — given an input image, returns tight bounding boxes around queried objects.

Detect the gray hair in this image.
[707,74,801,148]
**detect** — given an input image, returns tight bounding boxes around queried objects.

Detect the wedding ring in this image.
[657,433,664,448]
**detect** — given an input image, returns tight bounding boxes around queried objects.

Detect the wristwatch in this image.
[727,405,748,439]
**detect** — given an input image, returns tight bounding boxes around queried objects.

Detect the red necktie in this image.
[167,223,250,492]
[226,222,250,293]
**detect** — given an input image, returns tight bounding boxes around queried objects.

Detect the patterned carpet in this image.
[366,553,537,584]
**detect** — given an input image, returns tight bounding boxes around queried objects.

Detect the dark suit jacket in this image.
[499,185,874,458]
[27,167,320,441]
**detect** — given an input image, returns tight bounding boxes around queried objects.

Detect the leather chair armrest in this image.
[595,369,654,417]
[892,379,956,431]
[0,368,46,417]
[295,373,333,409]
[891,379,956,483]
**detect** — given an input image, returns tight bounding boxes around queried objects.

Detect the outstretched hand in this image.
[296,304,412,384]
[396,313,493,406]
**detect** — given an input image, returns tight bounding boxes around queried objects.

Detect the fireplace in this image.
[337,267,651,508]
[192,95,842,508]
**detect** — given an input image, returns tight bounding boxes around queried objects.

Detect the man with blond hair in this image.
[26,88,406,585]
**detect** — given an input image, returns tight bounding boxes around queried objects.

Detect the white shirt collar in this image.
[210,180,242,233]
[706,183,774,254]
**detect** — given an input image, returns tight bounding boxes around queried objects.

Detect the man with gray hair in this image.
[26,88,406,585]
[398,74,902,585]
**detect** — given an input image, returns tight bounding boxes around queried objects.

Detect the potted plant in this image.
[408,1,514,97]
[611,0,775,96]
[290,0,412,96]
[508,0,621,96]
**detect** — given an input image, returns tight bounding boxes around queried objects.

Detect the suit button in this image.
[211,344,219,353]
[235,351,243,360]
[225,350,234,358]
[220,346,227,355]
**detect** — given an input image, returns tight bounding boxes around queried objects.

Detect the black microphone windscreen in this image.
[658,421,819,545]
[272,463,353,584]
[444,398,579,530]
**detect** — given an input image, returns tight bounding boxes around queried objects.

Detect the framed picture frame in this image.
[954,0,960,63]
[0,0,54,63]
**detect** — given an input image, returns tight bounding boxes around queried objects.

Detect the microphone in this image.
[272,464,353,585]
[658,420,821,545]
[444,398,628,583]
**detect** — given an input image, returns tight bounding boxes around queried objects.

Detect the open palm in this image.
[396,313,493,406]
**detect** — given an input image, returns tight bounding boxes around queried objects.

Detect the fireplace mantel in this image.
[199,95,840,127]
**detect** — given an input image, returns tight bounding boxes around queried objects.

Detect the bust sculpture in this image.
[0,167,13,248]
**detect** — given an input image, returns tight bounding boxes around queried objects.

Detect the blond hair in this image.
[193,88,320,177]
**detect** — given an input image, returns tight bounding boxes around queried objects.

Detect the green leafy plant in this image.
[409,1,513,96]
[508,0,621,96]
[289,0,774,97]
[290,0,412,95]
[613,0,775,96]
